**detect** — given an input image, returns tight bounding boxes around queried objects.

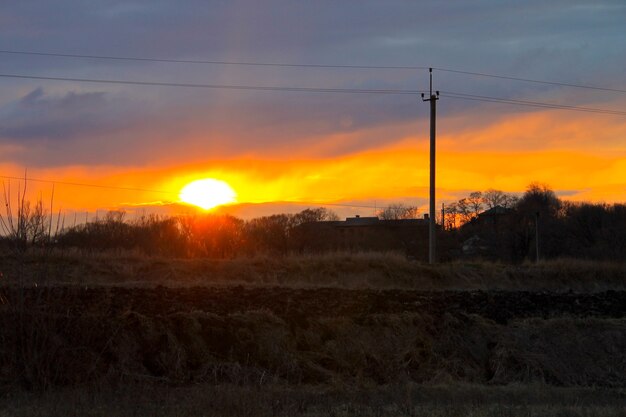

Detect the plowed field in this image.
[2,286,625,389]
[4,286,626,322]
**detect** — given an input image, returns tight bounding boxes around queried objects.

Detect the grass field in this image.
[2,249,625,291]
[3,383,625,417]
[1,250,624,416]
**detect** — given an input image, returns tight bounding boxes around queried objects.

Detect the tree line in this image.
[1,183,625,262]
[42,208,339,258]
[446,183,626,262]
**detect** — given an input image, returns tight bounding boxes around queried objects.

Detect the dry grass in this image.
[2,291,624,389]
[1,248,624,415]
[1,248,625,291]
[2,382,625,417]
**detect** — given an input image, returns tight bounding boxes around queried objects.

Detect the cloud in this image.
[0,0,625,213]
[0,87,137,140]
[2,1,624,83]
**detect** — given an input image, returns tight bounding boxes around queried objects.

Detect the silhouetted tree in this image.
[561,202,626,260]
[517,182,561,218]
[443,202,458,230]
[244,214,291,254]
[456,198,473,224]
[509,183,562,261]
[289,208,339,253]
[47,192,626,263]
[482,189,507,209]
[468,192,483,216]
[377,204,419,220]
[291,208,339,225]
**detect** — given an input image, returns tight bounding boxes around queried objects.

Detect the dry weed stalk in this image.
[0,175,70,391]
[0,175,60,252]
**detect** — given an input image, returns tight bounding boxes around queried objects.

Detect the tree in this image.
[482,189,507,209]
[291,208,338,226]
[245,214,291,254]
[468,192,483,217]
[503,194,519,208]
[443,202,458,230]
[377,203,419,220]
[517,182,561,218]
[456,198,473,224]
[513,183,563,261]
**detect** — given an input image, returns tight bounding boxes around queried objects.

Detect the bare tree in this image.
[503,194,519,208]
[456,198,472,224]
[455,192,483,225]
[482,189,506,209]
[377,204,419,220]
[291,208,338,226]
[518,182,561,217]
[468,192,483,217]
[483,189,519,210]
[443,202,458,230]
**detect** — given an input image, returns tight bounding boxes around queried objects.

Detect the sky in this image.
[0,1,625,219]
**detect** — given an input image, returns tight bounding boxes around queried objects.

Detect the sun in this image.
[179,178,237,210]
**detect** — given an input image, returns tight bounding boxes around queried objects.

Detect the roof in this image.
[336,217,428,227]
[302,216,429,229]
[479,205,513,216]
[343,216,380,226]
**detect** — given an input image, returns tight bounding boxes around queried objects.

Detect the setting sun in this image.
[179,178,237,210]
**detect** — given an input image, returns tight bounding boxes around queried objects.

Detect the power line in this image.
[433,67,626,94]
[0,175,176,195]
[2,49,624,94]
[440,92,626,116]
[0,73,426,96]
[290,201,387,210]
[1,72,624,116]
[0,175,404,211]
[0,49,429,70]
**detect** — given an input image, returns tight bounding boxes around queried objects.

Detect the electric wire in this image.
[432,67,626,94]
[0,49,430,70]
[284,202,401,211]
[0,73,426,95]
[440,92,626,116]
[1,72,624,116]
[1,49,624,94]
[0,175,402,211]
[1,52,624,210]
[0,175,176,195]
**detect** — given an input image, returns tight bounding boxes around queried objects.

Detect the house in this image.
[476,205,513,227]
[295,215,430,260]
[461,205,516,259]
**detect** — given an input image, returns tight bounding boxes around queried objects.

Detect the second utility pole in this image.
[422,68,439,264]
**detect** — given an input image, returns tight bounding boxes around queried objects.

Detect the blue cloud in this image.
[0,87,135,140]
[0,0,623,167]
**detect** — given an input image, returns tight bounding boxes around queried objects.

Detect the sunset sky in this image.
[0,1,625,219]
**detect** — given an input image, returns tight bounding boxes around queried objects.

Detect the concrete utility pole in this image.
[535,211,540,263]
[441,202,445,231]
[422,68,439,264]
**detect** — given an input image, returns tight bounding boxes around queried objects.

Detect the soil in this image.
[5,286,625,323]
[1,286,625,389]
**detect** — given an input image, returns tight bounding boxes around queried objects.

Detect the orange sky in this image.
[2,106,625,218]
[2,1,626,220]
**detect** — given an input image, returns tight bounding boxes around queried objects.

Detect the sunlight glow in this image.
[179,178,237,210]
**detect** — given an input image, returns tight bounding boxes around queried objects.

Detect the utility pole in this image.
[441,202,445,231]
[422,68,439,264]
[535,211,540,263]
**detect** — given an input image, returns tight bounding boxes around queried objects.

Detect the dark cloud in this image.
[2,1,624,76]
[0,0,624,167]
[0,87,137,140]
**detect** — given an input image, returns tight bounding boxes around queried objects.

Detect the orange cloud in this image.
[1,108,625,217]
